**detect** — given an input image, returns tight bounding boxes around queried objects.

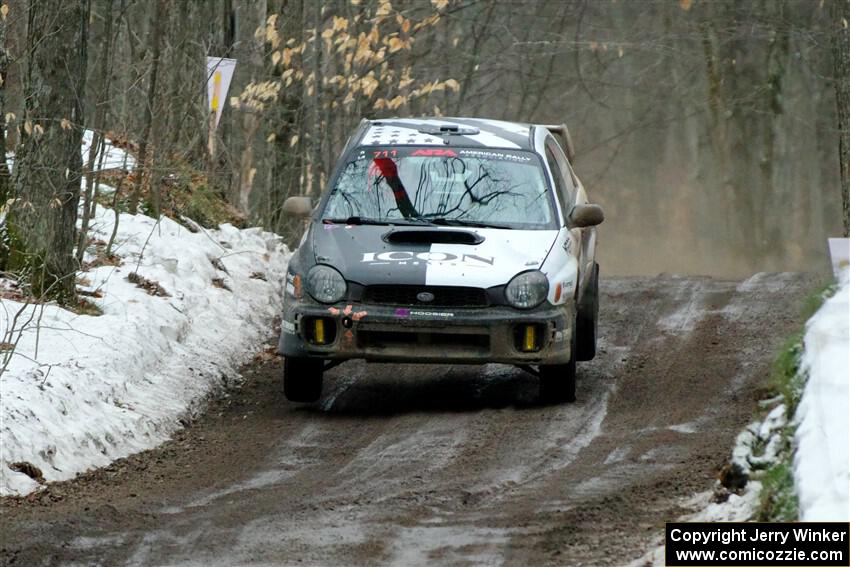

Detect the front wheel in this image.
[539,323,577,404]
[283,357,324,402]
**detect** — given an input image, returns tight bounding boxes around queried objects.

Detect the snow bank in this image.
[6,129,135,174]
[0,207,289,496]
[793,268,850,521]
[80,129,137,171]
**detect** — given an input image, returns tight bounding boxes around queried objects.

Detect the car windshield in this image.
[321,147,556,229]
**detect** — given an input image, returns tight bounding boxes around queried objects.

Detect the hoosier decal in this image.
[394,309,455,318]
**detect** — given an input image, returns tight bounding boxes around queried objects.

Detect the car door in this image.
[544,137,594,299]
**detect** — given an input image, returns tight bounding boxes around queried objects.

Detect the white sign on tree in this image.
[206,57,237,130]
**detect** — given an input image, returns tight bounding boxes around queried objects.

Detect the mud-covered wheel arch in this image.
[576,262,599,361]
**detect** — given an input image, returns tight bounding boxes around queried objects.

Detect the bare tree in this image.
[833,0,850,236]
[2,0,26,152]
[128,0,165,215]
[6,0,89,302]
[76,0,115,263]
[0,3,10,204]
[1,0,841,284]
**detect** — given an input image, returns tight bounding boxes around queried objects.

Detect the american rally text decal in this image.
[355,147,533,162]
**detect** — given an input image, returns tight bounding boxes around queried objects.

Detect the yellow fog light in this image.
[523,325,536,352]
[314,319,326,344]
[304,317,336,345]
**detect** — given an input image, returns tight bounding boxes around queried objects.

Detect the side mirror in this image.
[282,196,313,219]
[567,203,604,228]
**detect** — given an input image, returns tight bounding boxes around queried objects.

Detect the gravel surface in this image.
[0,274,817,566]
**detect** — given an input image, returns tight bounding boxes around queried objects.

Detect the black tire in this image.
[539,321,577,404]
[283,357,324,402]
[576,262,599,361]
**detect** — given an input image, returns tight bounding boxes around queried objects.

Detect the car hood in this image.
[310,223,559,288]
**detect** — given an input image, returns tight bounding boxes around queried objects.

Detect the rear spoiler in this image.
[541,123,576,163]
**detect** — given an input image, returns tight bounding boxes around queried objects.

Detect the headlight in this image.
[505,270,549,309]
[306,265,347,303]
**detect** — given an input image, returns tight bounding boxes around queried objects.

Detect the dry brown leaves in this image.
[127,272,171,297]
[252,344,281,363]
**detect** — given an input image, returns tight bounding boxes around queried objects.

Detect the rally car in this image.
[279,117,603,404]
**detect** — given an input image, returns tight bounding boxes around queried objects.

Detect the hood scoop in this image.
[383,229,484,245]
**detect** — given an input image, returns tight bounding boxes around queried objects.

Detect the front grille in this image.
[358,330,490,351]
[362,285,488,307]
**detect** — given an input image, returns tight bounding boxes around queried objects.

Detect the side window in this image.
[545,145,568,213]
[544,137,575,219]
[564,159,581,190]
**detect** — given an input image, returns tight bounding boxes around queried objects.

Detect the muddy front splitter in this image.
[278,300,575,365]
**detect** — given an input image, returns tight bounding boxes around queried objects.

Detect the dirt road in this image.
[1,274,817,566]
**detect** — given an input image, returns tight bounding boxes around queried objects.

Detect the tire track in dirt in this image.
[0,274,818,567]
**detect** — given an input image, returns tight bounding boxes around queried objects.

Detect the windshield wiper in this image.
[323,216,432,226]
[322,216,512,228]
[323,216,390,226]
[427,218,514,229]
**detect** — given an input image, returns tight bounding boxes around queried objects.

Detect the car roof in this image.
[357,117,534,151]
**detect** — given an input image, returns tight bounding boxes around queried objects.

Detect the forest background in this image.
[1,0,848,304]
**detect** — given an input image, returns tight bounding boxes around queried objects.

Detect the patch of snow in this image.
[5,130,135,175]
[758,404,787,438]
[686,484,763,522]
[80,180,118,196]
[736,272,801,293]
[657,282,706,333]
[0,468,40,495]
[730,422,760,473]
[389,525,513,567]
[604,446,630,465]
[668,421,699,434]
[482,362,514,378]
[0,205,290,496]
[80,130,136,171]
[793,268,850,521]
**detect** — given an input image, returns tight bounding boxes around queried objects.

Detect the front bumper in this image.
[278,298,575,365]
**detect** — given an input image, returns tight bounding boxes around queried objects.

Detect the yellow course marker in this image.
[211,70,221,112]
